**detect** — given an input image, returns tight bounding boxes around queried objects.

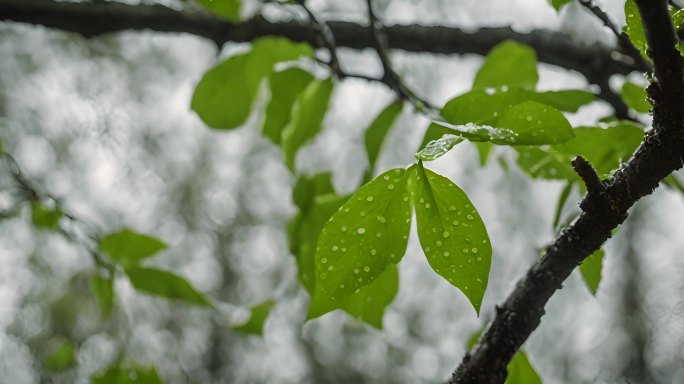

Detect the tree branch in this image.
[450,0,684,383]
[1,0,642,83]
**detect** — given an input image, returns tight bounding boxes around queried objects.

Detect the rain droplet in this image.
[341,225,347,232]
[357,227,366,234]
[471,248,478,253]
[383,175,390,180]
[332,245,339,251]
[342,247,347,252]
[443,251,450,257]
[425,203,431,209]
[360,211,367,217]
[367,196,374,202]
[403,196,409,202]
[370,249,377,255]
[436,241,442,246]
[443,231,450,238]
[322,258,328,264]
[364,266,371,272]
[476,256,482,261]
[388,184,395,190]
[463,248,469,254]
[526,116,533,122]
[328,266,334,271]
[452,220,460,226]
[377,216,386,223]
[320,273,326,279]
[467,215,474,220]
[354,268,360,274]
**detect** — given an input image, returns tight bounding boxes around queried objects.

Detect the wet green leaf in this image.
[98,229,167,267]
[415,133,464,161]
[91,275,115,318]
[234,300,274,335]
[411,163,491,314]
[125,267,212,306]
[308,167,412,319]
[340,263,398,328]
[495,101,574,145]
[197,0,241,21]
[473,40,538,90]
[620,82,651,113]
[44,340,75,372]
[31,202,62,230]
[580,249,604,295]
[364,101,403,175]
[192,38,312,129]
[282,78,334,171]
[92,365,162,384]
[262,67,314,144]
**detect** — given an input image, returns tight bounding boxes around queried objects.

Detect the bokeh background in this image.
[1,0,684,383]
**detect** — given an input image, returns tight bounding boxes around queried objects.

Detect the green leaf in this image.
[340,262,398,328]
[234,300,274,335]
[505,350,542,384]
[411,163,491,314]
[364,101,403,175]
[475,142,493,165]
[550,0,572,11]
[282,78,334,171]
[416,132,464,161]
[191,38,312,129]
[31,202,62,230]
[579,249,604,295]
[473,40,538,90]
[624,0,648,59]
[92,365,162,384]
[620,82,651,113]
[495,101,574,145]
[308,167,412,319]
[292,193,348,293]
[197,0,241,21]
[91,275,115,318]
[43,340,75,372]
[552,181,574,230]
[441,88,591,127]
[262,67,314,144]
[515,146,576,180]
[292,172,335,214]
[98,229,167,267]
[125,267,212,306]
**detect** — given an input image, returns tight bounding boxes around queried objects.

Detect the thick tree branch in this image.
[450,0,684,383]
[1,0,641,81]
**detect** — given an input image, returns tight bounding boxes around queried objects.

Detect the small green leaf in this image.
[415,133,464,161]
[505,350,542,384]
[125,267,212,306]
[624,0,648,59]
[292,172,335,214]
[473,40,538,90]
[292,193,348,293]
[340,262,398,328]
[620,82,651,113]
[495,101,574,145]
[442,88,591,127]
[98,229,167,267]
[43,340,75,372]
[197,0,241,21]
[579,249,604,295]
[191,38,312,129]
[31,202,62,230]
[308,167,412,319]
[550,0,572,11]
[475,142,493,165]
[262,67,314,144]
[282,78,334,171]
[92,365,162,384]
[234,300,274,335]
[91,275,115,318]
[364,101,403,175]
[411,163,491,314]
[515,146,576,180]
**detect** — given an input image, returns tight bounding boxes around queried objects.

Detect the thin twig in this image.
[295,0,340,73]
[580,0,651,72]
[365,0,439,116]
